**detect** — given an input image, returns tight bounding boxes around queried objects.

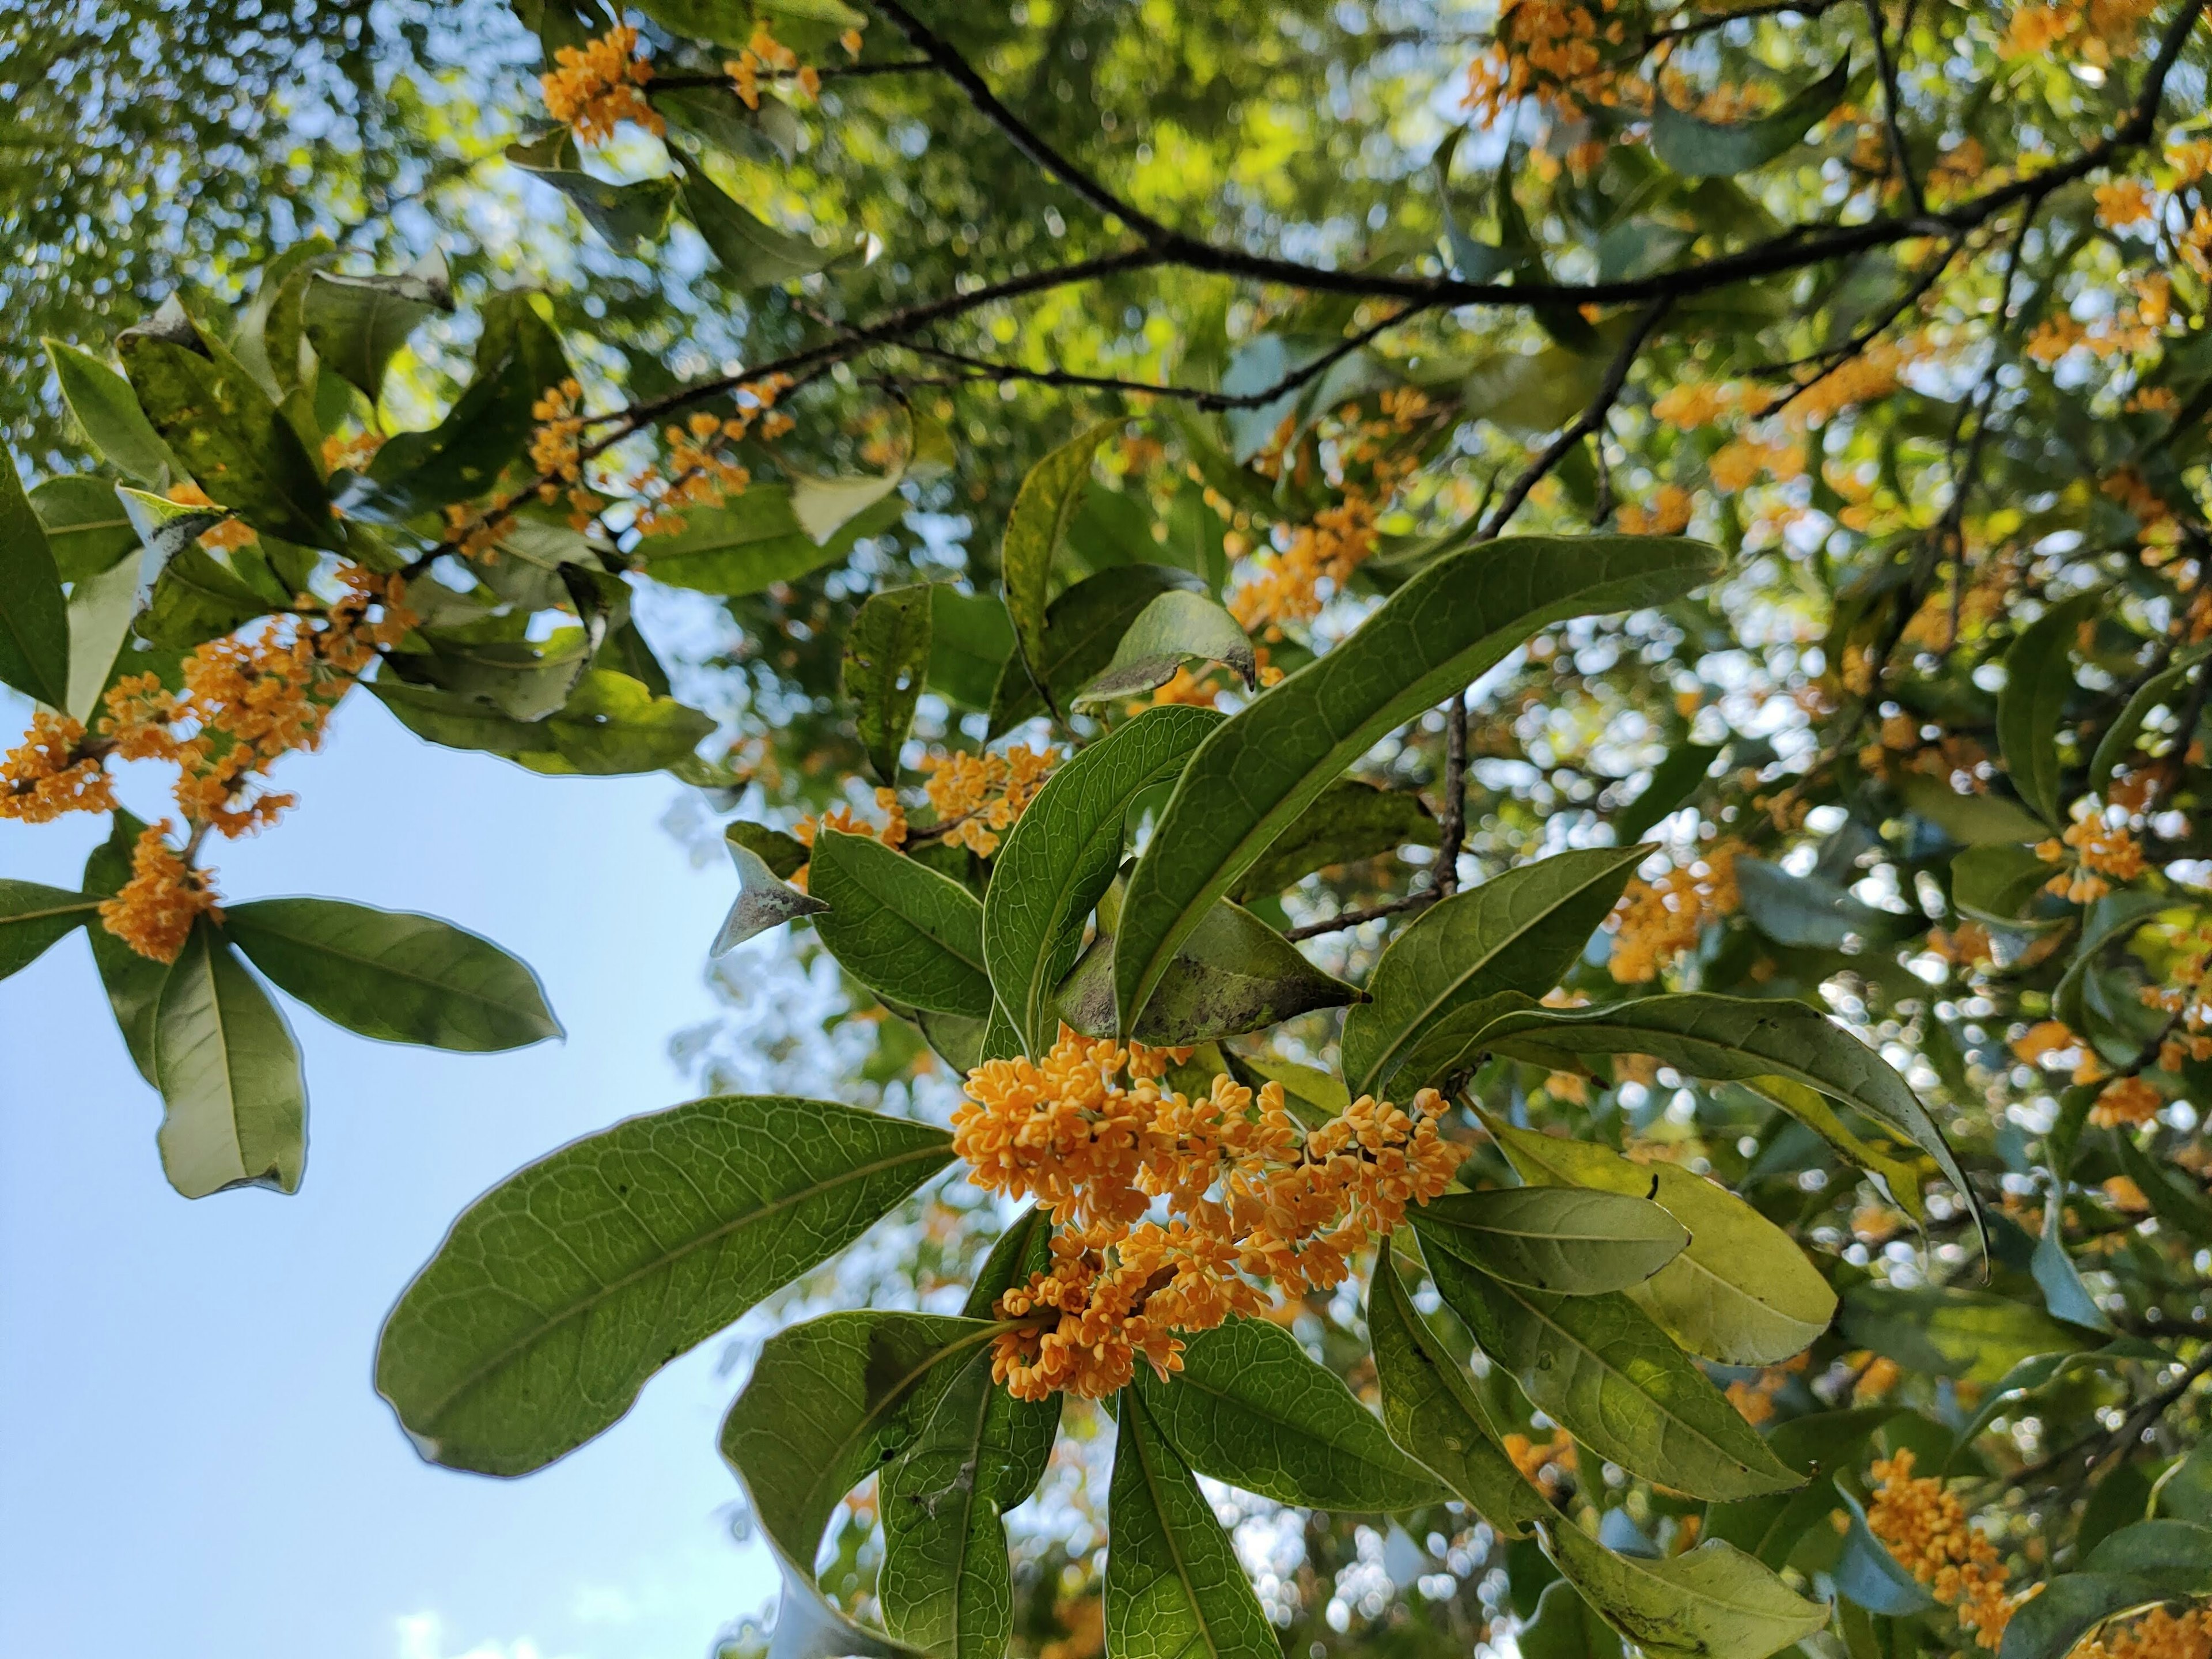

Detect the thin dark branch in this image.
[1641,0,1851,47]
[1282,890,1440,942]
[1479,300,1673,539]
[1435,695,1469,898]
[1862,0,1925,216]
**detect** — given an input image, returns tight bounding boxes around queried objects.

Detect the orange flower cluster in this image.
[1231,389,1430,632]
[2092,1074,2164,1130]
[1863,1449,2016,1650]
[1463,0,1625,125]
[2026,277,2170,368]
[165,480,257,553]
[628,377,793,539]
[97,820,221,963]
[541,24,661,145]
[1618,483,1693,536]
[1607,842,1741,983]
[2077,1605,2212,1659]
[2036,809,2146,904]
[1725,1352,1809,1426]
[918,744,1058,856]
[525,377,603,535]
[791,790,909,888]
[0,714,116,824]
[2001,0,2161,65]
[1502,1426,1577,1490]
[954,1029,1464,1399]
[320,430,385,474]
[727,22,817,106]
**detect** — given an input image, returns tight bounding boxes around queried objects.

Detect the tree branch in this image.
[1862,0,1925,217]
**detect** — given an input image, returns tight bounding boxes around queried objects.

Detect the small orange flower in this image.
[97,822,221,964]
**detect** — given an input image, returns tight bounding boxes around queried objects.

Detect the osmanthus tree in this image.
[11,0,2212,1656]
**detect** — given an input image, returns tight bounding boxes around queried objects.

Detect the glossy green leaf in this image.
[1998,594,2099,827]
[1106,1388,1281,1659]
[1895,772,2048,846]
[64,544,143,721]
[1368,1246,1550,1536]
[681,171,836,287]
[1003,422,1116,715]
[1953,844,2056,926]
[1422,1242,1800,1500]
[926,588,1015,711]
[988,565,1206,735]
[44,337,182,485]
[153,918,308,1198]
[984,706,1221,1055]
[811,828,994,1017]
[1830,1487,1937,1615]
[118,304,341,551]
[714,836,830,955]
[729,820,812,880]
[0,880,98,982]
[1520,1579,1625,1659]
[1995,1572,2177,1659]
[2112,1127,2212,1244]
[2090,650,2207,794]
[2054,891,2172,1035]
[32,475,139,582]
[1742,1074,1929,1221]
[302,250,454,400]
[880,1212,1060,1659]
[844,585,934,782]
[514,669,718,775]
[507,130,678,251]
[135,541,267,650]
[1838,1284,2095,1384]
[1228,778,1438,904]
[1412,1187,1688,1294]
[1058,899,1359,1046]
[1542,1517,1831,1659]
[1342,846,1646,1096]
[639,484,903,594]
[2032,1190,2115,1331]
[82,812,169,1085]
[1075,590,1255,704]
[721,1310,1001,1570]
[1650,58,1851,177]
[1114,535,1718,1034]
[1616,741,1724,841]
[1487,1120,1838,1363]
[377,1093,953,1475]
[1733,855,1915,952]
[363,290,570,516]
[221,897,559,1051]
[1477,993,1980,1244]
[0,448,72,709]
[1131,1315,1449,1510]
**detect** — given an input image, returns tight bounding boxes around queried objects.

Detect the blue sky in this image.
[0,692,785,1659]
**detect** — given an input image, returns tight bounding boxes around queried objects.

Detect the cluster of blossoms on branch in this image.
[0,563,415,961]
[916,744,1057,857]
[1861,1449,2018,1651]
[950,1027,1463,1400]
[540,24,661,144]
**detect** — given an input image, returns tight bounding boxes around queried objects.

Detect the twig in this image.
[1282,890,1441,942]
[1862,0,1925,216]
[1437,696,1469,898]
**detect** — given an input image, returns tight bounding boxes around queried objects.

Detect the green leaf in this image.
[984,706,1222,1056]
[0,880,98,982]
[1228,778,1438,904]
[880,1214,1062,1659]
[927,588,1016,711]
[65,540,143,721]
[1422,1241,1801,1500]
[1998,594,2099,827]
[363,290,570,516]
[1649,58,1851,177]
[368,678,561,759]
[1341,846,1646,1096]
[377,1093,953,1475]
[2090,649,2207,794]
[153,918,308,1198]
[1995,1573,2174,1659]
[0,449,72,709]
[1733,855,1915,952]
[2086,1518,2212,1584]
[1519,1579,1625,1659]
[1131,1315,1448,1510]
[1742,1075,1928,1221]
[118,303,341,551]
[1059,900,1360,1046]
[682,171,837,286]
[1003,422,1117,716]
[811,828,994,1017]
[720,1310,1002,1570]
[844,585,934,782]
[1616,741,1724,841]
[32,475,140,582]
[1475,993,1981,1245]
[1074,590,1256,705]
[639,484,903,594]
[1838,1284,2096,1383]
[506,130,679,251]
[1107,1388,1281,1659]
[1830,1487,1937,1615]
[1368,1245,1550,1536]
[2111,1127,2212,1244]
[638,0,866,44]
[714,835,831,955]
[1952,844,2056,925]
[2032,1189,2115,1331]
[986,566,1207,737]
[1412,1187,1689,1294]
[1487,1120,1838,1363]
[301,250,455,402]
[1113,535,1719,1035]
[2054,891,2172,1035]
[221,897,560,1051]
[135,540,267,650]
[1541,1518,1831,1659]
[522,669,718,775]
[729,819,813,880]
[1894,772,2048,846]
[83,811,169,1085]
[44,338,183,485]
